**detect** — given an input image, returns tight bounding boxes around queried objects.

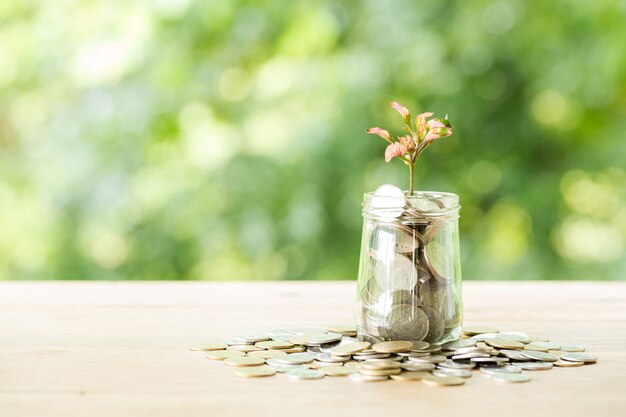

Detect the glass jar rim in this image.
[362,190,460,221]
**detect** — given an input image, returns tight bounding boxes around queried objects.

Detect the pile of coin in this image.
[190,325,597,384]
[358,185,462,345]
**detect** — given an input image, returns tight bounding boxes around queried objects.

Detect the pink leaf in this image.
[366,127,392,141]
[416,112,434,139]
[424,127,453,142]
[390,101,411,121]
[384,142,408,162]
[398,134,415,152]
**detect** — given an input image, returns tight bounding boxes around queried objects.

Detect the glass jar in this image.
[356,190,462,345]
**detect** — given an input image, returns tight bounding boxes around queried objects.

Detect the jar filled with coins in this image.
[356,185,462,345]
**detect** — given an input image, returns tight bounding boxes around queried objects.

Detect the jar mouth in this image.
[362,190,460,221]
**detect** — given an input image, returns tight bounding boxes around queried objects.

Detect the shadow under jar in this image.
[356,191,462,345]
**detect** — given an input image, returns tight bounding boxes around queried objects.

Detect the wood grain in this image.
[1,281,625,417]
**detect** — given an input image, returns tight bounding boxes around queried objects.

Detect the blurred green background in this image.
[1,0,625,281]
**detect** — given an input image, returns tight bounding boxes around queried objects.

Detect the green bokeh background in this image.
[1,0,625,280]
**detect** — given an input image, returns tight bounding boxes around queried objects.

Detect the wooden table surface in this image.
[1,281,625,417]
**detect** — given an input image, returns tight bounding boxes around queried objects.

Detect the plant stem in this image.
[409,163,414,196]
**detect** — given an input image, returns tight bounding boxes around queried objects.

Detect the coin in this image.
[326,325,357,336]
[442,339,476,351]
[410,341,431,350]
[330,342,370,356]
[530,341,560,350]
[315,352,348,363]
[497,332,530,343]
[499,349,527,361]
[390,371,432,381]
[470,357,509,364]
[421,305,445,343]
[383,304,429,341]
[521,351,559,362]
[451,353,490,360]
[490,373,531,383]
[423,241,453,283]
[408,355,446,364]
[323,366,358,376]
[255,340,294,350]
[369,184,405,220]
[486,339,524,350]
[224,356,266,367]
[528,335,550,343]
[234,365,276,378]
[296,332,343,346]
[560,353,597,363]
[360,360,402,370]
[360,367,402,376]
[286,368,325,380]
[470,333,498,341]
[275,353,316,365]
[293,327,328,335]
[349,373,388,382]
[352,353,391,360]
[515,361,553,371]
[188,342,228,351]
[560,345,585,353]
[374,254,418,291]
[433,368,472,378]
[523,343,549,352]
[247,350,288,359]
[438,360,475,370]
[554,359,584,367]
[205,350,246,360]
[479,365,522,375]
[372,341,414,353]
[421,375,465,386]
[308,360,339,369]
[234,334,270,344]
[227,345,263,353]
[402,362,436,372]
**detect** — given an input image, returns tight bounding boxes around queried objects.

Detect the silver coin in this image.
[408,355,446,364]
[453,346,491,355]
[560,353,597,363]
[471,356,509,364]
[267,363,308,373]
[560,345,585,352]
[530,341,561,350]
[383,303,429,341]
[433,368,472,378]
[352,353,391,360]
[286,368,325,380]
[300,332,343,346]
[515,361,553,371]
[442,339,477,351]
[438,359,476,370]
[452,352,491,360]
[491,373,531,383]
[497,332,530,343]
[368,184,405,220]
[401,362,436,372]
[314,352,347,363]
[479,365,522,375]
[275,353,316,365]
[234,333,270,344]
[521,350,559,362]
[421,305,445,343]
[469,333,498,341]
[499,349,528,361]
[374,254,418,291]
[422,240,454,283]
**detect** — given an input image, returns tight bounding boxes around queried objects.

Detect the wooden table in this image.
[1,281,625,417]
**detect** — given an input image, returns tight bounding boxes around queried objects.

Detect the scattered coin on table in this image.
[191,324,597,386]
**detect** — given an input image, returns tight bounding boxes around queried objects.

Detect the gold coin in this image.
[524,343,549,352]
[188,343,227,351]
[331,342,371,356]
[323,366,358,376]
[255,340,294,350]
[421,375,465,386]
[360,360,402,371]
[359,367,402,376]
[227,345,263,353]
[486,339,524,350]
[205,350,246,360]
[372,341,414,353]
[327,325,357,336]
[224,356,266,367]
[234,365,276,378]
[247,350,288,359]
[462,326,499,336]
[554,359,584,367]
[390,371,432,381]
